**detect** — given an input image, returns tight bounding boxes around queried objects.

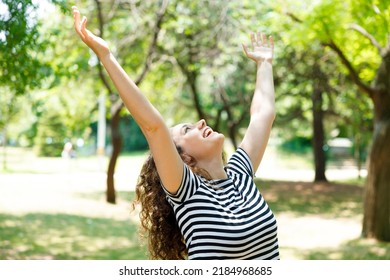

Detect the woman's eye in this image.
[184,127,190,133]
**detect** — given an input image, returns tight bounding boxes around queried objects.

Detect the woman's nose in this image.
[196,119,206,129]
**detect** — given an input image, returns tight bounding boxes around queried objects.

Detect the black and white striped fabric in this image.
[164,148,279,260]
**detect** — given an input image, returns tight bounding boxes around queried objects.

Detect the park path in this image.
[0,147,364,259]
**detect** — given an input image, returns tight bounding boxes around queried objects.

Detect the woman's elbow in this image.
[251,107,276,123]
[139,114,166,138]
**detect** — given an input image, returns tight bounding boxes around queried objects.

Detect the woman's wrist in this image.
[256,59,273,69]
[97,51,113,64]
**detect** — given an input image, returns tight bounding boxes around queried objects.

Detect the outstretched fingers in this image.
[80,15,89,38]
[269,36,274,50]
[72,6,81,28]
[250,33,256,49]
[262,33,267,46]
[72,6,80,21]
[72,6,92,44]
[249,31,274,48]
[72,6,83,38]
[242,43,249,57]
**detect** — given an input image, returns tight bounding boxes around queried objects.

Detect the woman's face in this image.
[170,119,225,161]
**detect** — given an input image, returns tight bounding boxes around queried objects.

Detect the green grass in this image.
[303,238,390,260]
[257,179,390,260]
[258,179,364,218]
[2,181,390,260]
[0,212,147,260]
[1,147,389,260]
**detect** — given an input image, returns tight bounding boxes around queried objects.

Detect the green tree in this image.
[22,1,99,157]
[0,0,52,168]
[0,0,52,94]
[73,0,169,203]
[35,107,67,157]
[278,0,390,241]
[159,0,269,148]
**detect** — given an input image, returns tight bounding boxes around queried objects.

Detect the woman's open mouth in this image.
[203,127,213,138]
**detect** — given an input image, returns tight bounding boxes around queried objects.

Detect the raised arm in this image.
[240,31,275,174]
[72,6,183,193]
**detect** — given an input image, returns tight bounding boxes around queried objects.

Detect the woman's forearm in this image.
[250,61,275,120]
[99,52,164,134]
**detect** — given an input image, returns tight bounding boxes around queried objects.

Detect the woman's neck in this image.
[197,157,227,180]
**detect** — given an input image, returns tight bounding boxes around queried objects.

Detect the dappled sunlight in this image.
[0,213,147,260]
[255,179,382,260]
[276,213,362,259]
[259,180,364,218]
[302,238,390,260]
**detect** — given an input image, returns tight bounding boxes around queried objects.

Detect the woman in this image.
[72,6,279,260]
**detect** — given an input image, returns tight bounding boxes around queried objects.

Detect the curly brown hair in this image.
[133,146,211,260]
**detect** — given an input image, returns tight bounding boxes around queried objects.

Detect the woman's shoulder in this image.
[226,147,254,177]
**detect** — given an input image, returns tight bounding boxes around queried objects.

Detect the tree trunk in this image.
[188,77,206,121]
[312,87,327,182]
[312,63,327,182]
[363,118,390,240]
[227,121,238,150]
[362,53,390,241]
[106,106,123,204]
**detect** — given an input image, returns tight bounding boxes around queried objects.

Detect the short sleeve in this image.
[162,164,201,205]
[226,148,254,177]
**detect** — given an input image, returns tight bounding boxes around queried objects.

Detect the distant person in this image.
[72,6,279,260]
[61,142,76,159]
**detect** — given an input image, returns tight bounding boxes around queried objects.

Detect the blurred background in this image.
[1,0,390,259]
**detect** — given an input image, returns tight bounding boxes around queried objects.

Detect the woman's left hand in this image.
[72,6,110,59]
[242,32,274,64]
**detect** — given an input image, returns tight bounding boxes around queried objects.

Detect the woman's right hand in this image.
[242,31,274,65]
[72,6,110,59]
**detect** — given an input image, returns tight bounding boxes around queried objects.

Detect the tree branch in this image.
[97,63,115,95]
[134,0,169,85]
[323,39,377,98]
[285,12,303,23]
[94,0,104,37]
[349,23,384,56]
[94,0,169,114]
[175,48,208,121]
[94,0,115,96]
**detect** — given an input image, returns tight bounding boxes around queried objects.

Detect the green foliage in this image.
[31,79,98,156]
[349,0,390,46]
[0,89,17,131]
[1,1,100,154]
[1,0,381,172]
[280,136,312,154]
[34,109,67,157]
[0,0,52,95]
[154,0,272,141]
[0,93,37,146]
[0,0,54,143]
[120,116,148,152]
[346,0,389,81]
[270,0,379,165]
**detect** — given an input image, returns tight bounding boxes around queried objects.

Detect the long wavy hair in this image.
[133,146,211,260]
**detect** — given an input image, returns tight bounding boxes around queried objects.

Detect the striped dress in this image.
[164,148,279,260]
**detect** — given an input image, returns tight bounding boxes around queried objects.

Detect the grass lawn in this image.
[257,179,390,260]
[1,147,390,260]
[0,212,147,260]
[0,191,148,260]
